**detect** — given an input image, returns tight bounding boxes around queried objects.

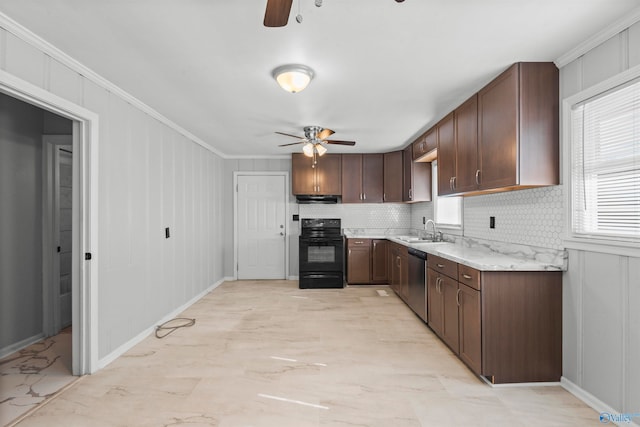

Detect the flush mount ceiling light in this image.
[272,64,314,93]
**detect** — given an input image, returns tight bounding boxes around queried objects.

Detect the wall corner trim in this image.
[555,7,640,68]
[0,11,228,159]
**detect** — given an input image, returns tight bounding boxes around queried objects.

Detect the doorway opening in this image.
[0,69,99,380]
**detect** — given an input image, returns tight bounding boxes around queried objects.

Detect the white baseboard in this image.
[0,333,45,360]
[97,278,226,370]
[288,275,299,281]
[561,377,640,427]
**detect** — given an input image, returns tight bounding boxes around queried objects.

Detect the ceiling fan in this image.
[277,125,356,165]
[264,0,404,27]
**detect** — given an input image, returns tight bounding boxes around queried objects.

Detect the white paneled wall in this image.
[0,23,226,362]
[559,18,640,417]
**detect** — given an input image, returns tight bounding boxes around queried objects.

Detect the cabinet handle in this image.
[355,241,364,244]
[373,242,377,249]
[409,188,413,199]
[363,193,366,200]
[456,288,461,306]
[475,170,481,185]
[436,263,445,269]
[462,274,472,280]
[348,249,351,256]
[396,256,401,267]
[383,193,386,202]
[449,177,454,190]
[452,176,456,190]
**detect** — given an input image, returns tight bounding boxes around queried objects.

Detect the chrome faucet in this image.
[425,219,441,242]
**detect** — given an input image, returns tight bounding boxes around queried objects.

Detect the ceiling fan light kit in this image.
[272,64,314,93]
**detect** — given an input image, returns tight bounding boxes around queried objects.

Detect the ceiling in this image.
[0,0,639,157]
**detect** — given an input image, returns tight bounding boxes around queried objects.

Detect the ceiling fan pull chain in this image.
[296,0,303,23]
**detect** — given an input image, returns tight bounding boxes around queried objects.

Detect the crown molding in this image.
[0,11,229,159]
[227,154,291,160]
[555,6,640,68]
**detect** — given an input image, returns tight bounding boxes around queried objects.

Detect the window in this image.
[432,161,462,227]
[570,78,640,242]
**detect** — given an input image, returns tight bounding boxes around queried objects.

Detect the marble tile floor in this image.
[12,281,602,426]
[1,327,77,426]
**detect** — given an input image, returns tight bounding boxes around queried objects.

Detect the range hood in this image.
[296,195,339,204]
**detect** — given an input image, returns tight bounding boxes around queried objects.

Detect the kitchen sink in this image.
[396,236,444,244]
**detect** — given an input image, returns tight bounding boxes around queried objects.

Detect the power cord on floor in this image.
[155,317,196,339]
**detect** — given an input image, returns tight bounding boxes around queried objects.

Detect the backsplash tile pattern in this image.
[409,202,434,230]
[299,203,411,229]
[463,186,564,250]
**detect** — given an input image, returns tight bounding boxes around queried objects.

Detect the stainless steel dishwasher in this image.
[407,247,427,322]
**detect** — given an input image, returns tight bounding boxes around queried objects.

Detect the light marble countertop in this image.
[343,230,567,272]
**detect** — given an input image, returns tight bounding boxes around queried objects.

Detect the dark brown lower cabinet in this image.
[346,238,388,285]
[388,242,407,301]
[371,240,388,283]
[427,254,562,384]
[458,283,481,375]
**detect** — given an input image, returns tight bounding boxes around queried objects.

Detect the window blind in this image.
[571,78,640,240]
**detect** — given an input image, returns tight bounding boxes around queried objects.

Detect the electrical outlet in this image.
[165,227,170,238]
[489,217,495,229]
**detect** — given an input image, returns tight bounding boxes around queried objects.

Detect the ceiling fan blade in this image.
[317,128,335,140]
[325,140,356,146]
[275,131,305,139]
[264,0,293,27]
[278,141,305,147]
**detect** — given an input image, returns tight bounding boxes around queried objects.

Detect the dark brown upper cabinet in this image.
[403,145,432,202]
[412,128,437,161]
[436,112,456,196]
[477,62,559,192]
[383,151,403,203]
[292,153,342,195]
[341,154,384,203]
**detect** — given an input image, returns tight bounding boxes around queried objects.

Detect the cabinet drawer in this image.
[458,264,481,291]
[347,238,370,248]
[428,255,458,279]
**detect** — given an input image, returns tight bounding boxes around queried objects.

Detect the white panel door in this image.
[237,175,286,279]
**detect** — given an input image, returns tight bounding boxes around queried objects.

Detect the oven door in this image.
[299,236,344,273]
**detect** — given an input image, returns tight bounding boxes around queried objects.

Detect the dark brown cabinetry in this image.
[476,62,559,192]
[434,62,558,197]
[388,242,408,301]
[383,151,403,203]
[346,238,388,284]
[436,113,456,196]
[371,239,388,283]
[412,128,437,161]
[403,145,432,202]
[427,253,561,384]
[292,153,342,195]
[341,154,384,203]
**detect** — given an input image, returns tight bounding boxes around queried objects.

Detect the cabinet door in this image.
[399,249,408,302]
[362,154,384,203]
[427,269,443,336]
[371,239,388,283]
[383,151,403,202]
[459,283,482,375]
[441,275,460,354]
[389,247,400,293]
[437,113,456,195]
[341,154,363,203]
[316,154,342,195]
[347,240,371,284]
[402,145,413,202]
[478,63,518,190]
[424,128,437,153]
[292,153,316,195]
[454,94,479,193]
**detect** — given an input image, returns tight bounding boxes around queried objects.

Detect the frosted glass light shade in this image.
[272,64,314,93]
[302,142,314,157]
[315,143,327,156]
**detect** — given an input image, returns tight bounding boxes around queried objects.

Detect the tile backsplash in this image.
[463,185,564,250]
[298,203,411,229]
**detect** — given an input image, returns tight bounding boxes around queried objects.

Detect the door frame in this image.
[233,172,290,280]
[0,69,99,375]
[43,135,73,337]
